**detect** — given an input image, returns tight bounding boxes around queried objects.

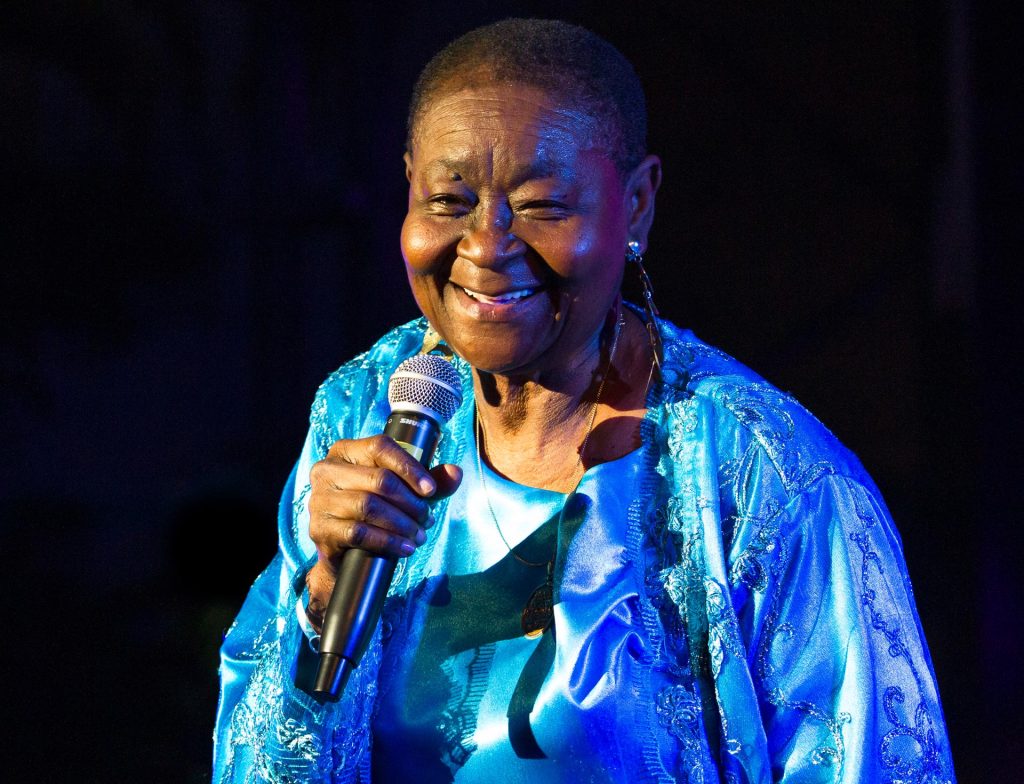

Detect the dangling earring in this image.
[626,241,663,373]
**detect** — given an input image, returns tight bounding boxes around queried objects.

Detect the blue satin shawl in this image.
[213,316,956,783]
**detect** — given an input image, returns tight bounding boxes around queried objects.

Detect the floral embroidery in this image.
[223,621,339,783]
[849,486,952,783]
[657,683,710,783]
[879,687,947,783]
[704,579,746,679]
[727,501,786,594]
[716,382,856,778]
[720,384,798,481]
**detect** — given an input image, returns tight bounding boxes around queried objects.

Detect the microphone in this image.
[312,352,462,703]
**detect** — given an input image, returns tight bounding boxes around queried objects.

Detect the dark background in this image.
[1,2,1019,781]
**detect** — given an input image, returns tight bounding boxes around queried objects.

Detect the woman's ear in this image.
[625,154,662,250]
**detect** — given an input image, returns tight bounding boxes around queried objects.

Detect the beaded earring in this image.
[626,240,663,372]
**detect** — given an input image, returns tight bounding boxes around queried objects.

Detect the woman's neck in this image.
[472,310,652,492]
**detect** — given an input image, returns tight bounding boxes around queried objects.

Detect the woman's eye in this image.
[426,194,471,215]
[517,201,570,219]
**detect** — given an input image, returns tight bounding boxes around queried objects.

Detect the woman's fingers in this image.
[311,490,423,558]
[428,462,463,500]
[305,435,460,615]
[308,435,455,563]
[316,461,431,526]
[328,435,438,496]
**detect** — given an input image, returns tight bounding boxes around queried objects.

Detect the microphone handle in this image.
[311,410,441,702]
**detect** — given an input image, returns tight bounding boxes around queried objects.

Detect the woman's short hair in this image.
[407,18,647,175]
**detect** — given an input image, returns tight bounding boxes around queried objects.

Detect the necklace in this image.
[474,305,626,638]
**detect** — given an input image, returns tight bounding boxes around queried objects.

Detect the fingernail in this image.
[400,541,415,556]
[424,513,436,530]
[418,476,436,495]
[415,528,427,545]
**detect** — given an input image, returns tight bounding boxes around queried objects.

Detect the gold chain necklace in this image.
[474,306,626,637]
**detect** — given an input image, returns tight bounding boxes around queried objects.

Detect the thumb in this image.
[428,463,463,500]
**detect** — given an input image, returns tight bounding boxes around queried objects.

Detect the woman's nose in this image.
[457,201,523,267]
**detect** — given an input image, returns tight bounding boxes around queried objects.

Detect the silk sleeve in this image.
[729,473,955,783]
[211,430,376,783]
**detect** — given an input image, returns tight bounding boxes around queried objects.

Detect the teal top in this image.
[213,315,956,783]
[372,406,671,782]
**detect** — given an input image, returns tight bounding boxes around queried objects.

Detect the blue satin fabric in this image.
[213,315,956,783]
[372,415,683,782]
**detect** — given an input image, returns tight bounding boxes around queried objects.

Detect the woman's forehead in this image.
[417,148,578,187]
[409,84,604,171]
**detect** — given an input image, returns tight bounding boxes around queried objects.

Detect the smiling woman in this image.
[400,81,660,492]
[402,84,656,377]
[213,18,956,783]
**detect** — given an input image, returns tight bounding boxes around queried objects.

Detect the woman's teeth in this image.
[462,287,536,304]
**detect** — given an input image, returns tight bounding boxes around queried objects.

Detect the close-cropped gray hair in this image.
[407,18,648,175]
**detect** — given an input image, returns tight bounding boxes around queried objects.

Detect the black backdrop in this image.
[2,2,1019,781]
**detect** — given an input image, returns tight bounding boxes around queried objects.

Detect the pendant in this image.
[521,562,554,639]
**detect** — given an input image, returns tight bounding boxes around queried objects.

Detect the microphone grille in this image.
[387,353,463,424]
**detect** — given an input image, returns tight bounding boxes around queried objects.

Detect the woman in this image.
[214,19,955,783]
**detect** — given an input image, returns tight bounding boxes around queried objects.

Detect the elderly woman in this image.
[213,19,955,783]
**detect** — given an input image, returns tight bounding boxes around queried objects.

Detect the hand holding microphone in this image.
[305,354,463,702]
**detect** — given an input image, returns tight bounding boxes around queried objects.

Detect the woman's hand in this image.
[304,435,462,627]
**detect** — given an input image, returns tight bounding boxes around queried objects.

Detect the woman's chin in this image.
[433,289,561,373]
[451,341,544,377]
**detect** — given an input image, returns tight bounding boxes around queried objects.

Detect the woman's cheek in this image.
[399,221,445,322]
[400,215,454,274]
[407,275,441,326]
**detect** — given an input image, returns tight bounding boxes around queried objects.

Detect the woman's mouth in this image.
[460,285,540,305]
[449,282,549,322]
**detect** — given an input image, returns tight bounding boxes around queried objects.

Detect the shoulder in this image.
[307,318,429,457]
[655,318,873,498]
[651,319,896,603]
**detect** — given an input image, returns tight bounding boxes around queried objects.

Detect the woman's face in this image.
[401,82,646,379]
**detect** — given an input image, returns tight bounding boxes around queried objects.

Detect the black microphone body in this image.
[311,354,461,703]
